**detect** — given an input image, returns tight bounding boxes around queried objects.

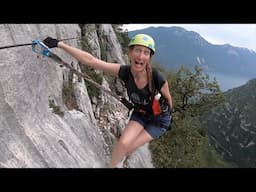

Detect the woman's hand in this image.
[43,37,59,48]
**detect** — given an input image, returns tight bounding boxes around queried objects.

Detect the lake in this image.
[207,72,253,92]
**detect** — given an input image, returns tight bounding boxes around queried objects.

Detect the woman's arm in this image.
[58,41,121,76]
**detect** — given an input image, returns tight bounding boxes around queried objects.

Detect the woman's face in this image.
[129,45,152,72]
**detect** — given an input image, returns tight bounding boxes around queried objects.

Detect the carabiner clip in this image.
[32,40,51,56]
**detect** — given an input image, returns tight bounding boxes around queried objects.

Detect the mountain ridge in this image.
[128,26,256,78]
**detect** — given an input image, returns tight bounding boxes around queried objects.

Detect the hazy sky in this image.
[122,24,256,52]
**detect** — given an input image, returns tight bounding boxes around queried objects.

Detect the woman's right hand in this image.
[43,37,59,48]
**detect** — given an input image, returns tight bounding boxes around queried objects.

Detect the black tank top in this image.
[118,65,166,113]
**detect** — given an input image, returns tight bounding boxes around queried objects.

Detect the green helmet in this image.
[128,34,155,54]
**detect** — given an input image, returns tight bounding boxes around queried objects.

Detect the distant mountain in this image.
[200,79,256,167]
[128,27,256,79]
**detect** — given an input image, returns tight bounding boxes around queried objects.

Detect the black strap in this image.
[151,69,157,96]
[147,69,158,114]
[119,67,165,114]
[120,97,134,110]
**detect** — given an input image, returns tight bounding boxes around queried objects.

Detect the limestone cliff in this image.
[0,24,153,168]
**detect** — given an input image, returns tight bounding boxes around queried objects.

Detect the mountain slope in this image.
[201,79,256,167]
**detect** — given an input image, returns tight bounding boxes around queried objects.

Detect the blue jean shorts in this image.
[130,111,172,139]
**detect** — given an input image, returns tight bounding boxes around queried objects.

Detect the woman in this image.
[43,33,173,168]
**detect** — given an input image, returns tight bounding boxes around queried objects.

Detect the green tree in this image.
[171,65,225,120]
[150,65,229,167]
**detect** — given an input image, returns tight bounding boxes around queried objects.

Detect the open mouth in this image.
[134,61,144,66]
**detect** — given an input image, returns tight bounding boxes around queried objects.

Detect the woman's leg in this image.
[108,120,144,168]
[126,129,153,156]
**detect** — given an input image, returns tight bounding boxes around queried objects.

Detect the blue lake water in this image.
[207,72,252,92]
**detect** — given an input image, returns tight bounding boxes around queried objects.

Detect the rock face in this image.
[0,24,153,168]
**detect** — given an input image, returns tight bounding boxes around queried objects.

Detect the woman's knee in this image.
[117,137,133,152]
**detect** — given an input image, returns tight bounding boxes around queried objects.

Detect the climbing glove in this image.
[43,37,59,48]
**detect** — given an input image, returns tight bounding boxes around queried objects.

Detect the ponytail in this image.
[146,61,153,93]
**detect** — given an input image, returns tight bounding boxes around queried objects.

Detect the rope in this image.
[0,37,78,50]
[48,52,126,104]
[0,38,132,110]
[0,43,33,50]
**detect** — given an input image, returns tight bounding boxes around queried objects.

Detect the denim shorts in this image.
[130,111,172,139]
